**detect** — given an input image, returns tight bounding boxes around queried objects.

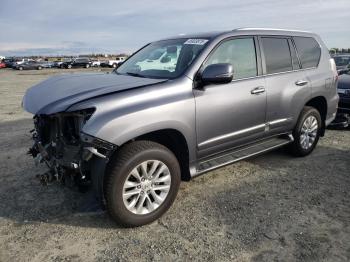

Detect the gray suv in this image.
[23,28,338,226]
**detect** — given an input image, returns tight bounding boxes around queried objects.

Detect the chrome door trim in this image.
[198,118,292,148]
[198,123,266,148]
[268,118,291,126]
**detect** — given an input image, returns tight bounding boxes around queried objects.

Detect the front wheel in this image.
[289,106,322,157]
[105,141,181,227]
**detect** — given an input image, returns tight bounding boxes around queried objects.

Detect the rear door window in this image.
[261,37,293,74]
[293,37,321,68]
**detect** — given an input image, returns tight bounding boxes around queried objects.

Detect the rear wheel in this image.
[105,141,181,227]
[37,66,42,70]
[18,66,23,70]
[112,63,117,68]
[85,64,90,68]
[289,106,321,157]
[67,64,72,69]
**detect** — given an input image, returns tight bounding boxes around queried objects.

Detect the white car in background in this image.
[15,58,34,65]
[101,57,126,68]
[136,45,180,72]
[91,60,101,67]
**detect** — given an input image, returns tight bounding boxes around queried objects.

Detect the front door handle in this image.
[295,80,308,86]
[251,86,265,95]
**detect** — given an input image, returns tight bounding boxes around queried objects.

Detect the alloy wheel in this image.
[122,160,171,215]
[300,115,318,150]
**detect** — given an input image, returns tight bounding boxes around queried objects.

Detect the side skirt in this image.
[192,134,294,177]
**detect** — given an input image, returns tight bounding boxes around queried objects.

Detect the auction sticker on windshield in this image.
[184,39,209,45]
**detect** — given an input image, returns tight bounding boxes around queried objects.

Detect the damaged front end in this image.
[28,108,115,190]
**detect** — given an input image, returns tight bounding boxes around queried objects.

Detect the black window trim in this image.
[288,38,302,70]
[196,35,262,83]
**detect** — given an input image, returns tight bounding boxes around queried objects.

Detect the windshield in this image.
[334,56,350,67]
[116,38,209,79]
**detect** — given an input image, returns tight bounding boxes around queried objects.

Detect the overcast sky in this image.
[0,0,349,56]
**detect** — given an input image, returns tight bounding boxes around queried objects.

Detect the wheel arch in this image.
[305,96,327,136]
[133,129,191,181]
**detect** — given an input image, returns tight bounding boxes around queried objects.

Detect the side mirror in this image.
[201,63,233,85]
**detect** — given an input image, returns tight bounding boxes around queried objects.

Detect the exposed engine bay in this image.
[28,109,115,188]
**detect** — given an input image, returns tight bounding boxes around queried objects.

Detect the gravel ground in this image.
[0,68,349,262]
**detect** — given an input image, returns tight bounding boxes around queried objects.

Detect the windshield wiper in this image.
[125,72,146,78]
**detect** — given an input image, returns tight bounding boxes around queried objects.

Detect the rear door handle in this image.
[251,86,265,95]
[295,80,308,86]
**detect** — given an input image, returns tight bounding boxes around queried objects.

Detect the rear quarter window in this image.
[293,37,321,68]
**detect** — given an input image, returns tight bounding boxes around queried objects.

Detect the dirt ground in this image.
[0,68,349,262]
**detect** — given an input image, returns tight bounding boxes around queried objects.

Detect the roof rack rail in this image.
[233,27,311,33]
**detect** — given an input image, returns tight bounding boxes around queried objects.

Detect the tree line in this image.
[330,48,350,54]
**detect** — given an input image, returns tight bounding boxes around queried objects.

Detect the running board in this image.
[196,134,294,175]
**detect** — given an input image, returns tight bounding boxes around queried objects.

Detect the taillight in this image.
[330,58,337,76]
[330,58,338,86]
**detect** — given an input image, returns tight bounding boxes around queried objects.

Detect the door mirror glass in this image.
[201,63,233,84]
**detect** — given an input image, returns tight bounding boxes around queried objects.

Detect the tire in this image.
[289,106,322,157]
[85,64,90,68]
[67,64,72,69]
[112,63,117,68]
[105,141,181,227]
[19,66,23,71]
[37,66,42,70]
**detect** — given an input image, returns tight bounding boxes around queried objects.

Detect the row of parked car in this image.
[0,56,127,70]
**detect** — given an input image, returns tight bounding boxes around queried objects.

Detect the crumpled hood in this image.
[22,72,167,114]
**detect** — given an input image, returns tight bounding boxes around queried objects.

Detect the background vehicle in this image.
[3,58,16,67]
[136,46,180,72]
[13,58,33,65]
[91,60,101,67]
[38,61,55,68]
[332,70,350,127]
[23,29,338,227]
[53,58,71,68]
[100,57,126,68]
[333,54,350,72]
[0,62,6,68]
[61,57,91,69]
[14,61,45,70]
